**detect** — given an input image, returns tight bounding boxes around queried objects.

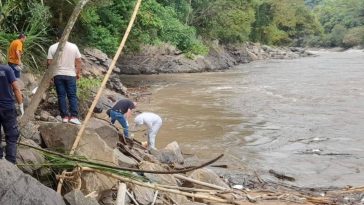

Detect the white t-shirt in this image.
[47,42,81,77]
[134,112,162,128]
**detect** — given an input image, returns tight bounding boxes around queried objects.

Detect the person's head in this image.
[55,29,64,40]
[18,33,26,42]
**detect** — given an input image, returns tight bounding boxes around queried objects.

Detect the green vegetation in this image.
[1,0,364,72]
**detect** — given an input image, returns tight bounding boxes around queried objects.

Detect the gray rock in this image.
[132,185,154,205]
[84,48,109,62]
[75,130,118,193]
[16,139,47,175]
[39,122,79,151]
[113,148,138,167]
[152,141,184,164]
[0,160,66,205]
[188,168,229,189]
[20,121,41,144]
[64,190,99,205]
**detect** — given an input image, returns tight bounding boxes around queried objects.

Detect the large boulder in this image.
[39,122,79,151]
[86,117,119,148]
[76,130,118,193]
[0,160,66,205]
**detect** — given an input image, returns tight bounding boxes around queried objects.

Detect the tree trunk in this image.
[19,0,90,126]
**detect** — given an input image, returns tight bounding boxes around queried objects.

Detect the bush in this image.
[342,26,364,48]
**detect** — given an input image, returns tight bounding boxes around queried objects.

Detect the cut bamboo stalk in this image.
[173,174,230,191]
[82,167,229,203]
[116,183,127,205]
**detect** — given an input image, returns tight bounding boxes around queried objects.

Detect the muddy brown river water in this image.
[120,50,364,188]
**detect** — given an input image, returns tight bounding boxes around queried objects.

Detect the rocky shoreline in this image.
[7,44,361,205]
[117,42,314,74]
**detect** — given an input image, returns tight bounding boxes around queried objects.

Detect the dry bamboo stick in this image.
[82,167,229,203]
[151,190,158,205]
[126,190,140,205]
[70,0,143,154]
[173,174,230,191]
[116,183,127,205]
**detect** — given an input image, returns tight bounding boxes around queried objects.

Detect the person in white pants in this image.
[134,112,162,150]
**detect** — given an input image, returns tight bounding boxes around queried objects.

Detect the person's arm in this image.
[75,57,82,79]
[16,50,22,65]
[11,81,23,104]
[125,108,132,119]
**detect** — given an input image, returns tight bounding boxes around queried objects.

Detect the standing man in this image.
[0,64,23,164]
[134,112,162,150]
[48,30,82,125]
[108,99,136,139]
[7,33,26,78]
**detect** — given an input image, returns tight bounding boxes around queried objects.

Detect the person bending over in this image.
[108,99,136,139]
[133,112,162,150]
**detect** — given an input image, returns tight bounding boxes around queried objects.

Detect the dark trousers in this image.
[0,109,19,164]
[54,75,78,118]
[8,63,21,78]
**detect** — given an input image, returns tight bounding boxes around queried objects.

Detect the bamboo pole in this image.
[20,0,90,126]
[70,0,143,155]
[82,167,230,203]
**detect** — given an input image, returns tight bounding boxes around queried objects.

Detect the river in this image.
[120,50,364,188]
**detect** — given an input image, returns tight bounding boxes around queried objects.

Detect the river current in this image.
[120,50,364,187]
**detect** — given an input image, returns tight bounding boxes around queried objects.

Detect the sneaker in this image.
[62,117,69,123]
[69,117,81,125]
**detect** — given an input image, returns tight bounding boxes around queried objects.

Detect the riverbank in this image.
[117,42,314,74]
[8,47,364,204]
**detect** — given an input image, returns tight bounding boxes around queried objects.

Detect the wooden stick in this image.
[82,167,229,203]
[173,174,230,191]
[70,0,143,155]
[151,190,158,205]
[126,190,140,205]
[116,183,127,205]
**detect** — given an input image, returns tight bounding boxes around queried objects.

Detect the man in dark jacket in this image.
[109,99,136,138]
[0,64,23,164]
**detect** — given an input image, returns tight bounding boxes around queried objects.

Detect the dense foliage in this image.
[1,0,363,71]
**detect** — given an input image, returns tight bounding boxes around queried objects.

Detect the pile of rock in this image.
[12,117,237,205]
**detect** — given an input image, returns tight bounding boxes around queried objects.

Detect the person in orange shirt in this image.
[7,33,26,78]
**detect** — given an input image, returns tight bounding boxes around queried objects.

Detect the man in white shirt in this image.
[134,112,162,150]
[47,30,82,125]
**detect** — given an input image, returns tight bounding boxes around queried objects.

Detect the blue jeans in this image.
[0,109,19,164]
[8,63,21,78]
[110,110,129,138]
[54,75,78,118]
